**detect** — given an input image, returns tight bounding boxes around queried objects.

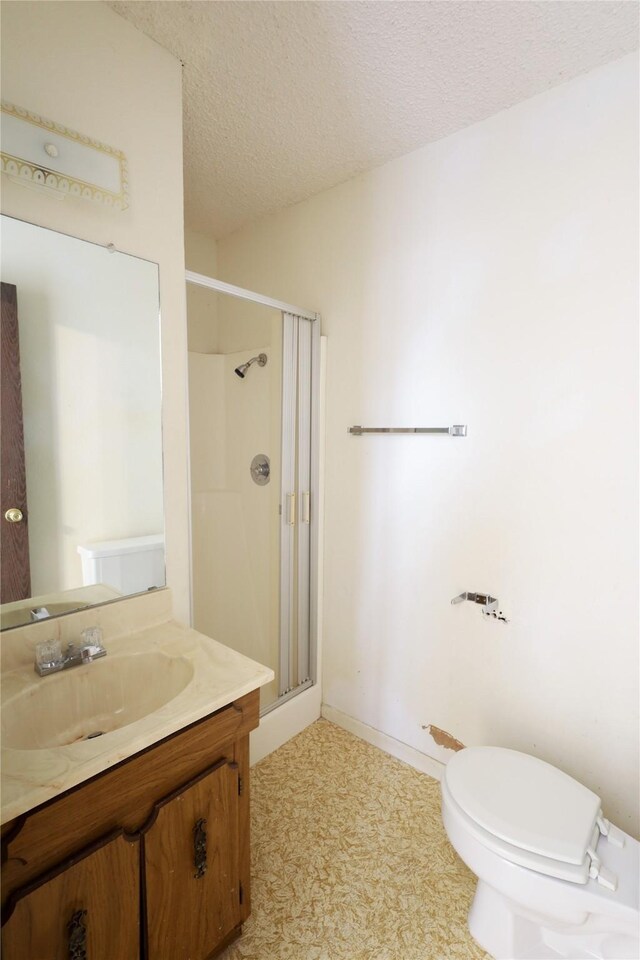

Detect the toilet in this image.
[77,534,165,595]
[441,746,639,960]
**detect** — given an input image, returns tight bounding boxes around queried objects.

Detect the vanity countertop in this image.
[1,619,274,825]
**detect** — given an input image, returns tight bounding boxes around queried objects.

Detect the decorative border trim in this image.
[0,101,129,210]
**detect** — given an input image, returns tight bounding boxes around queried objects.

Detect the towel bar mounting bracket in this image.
[451,592,508,622]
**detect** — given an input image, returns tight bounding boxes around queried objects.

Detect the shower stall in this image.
[186,271,320,715]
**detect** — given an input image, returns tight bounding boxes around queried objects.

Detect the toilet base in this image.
[469,880,640,960]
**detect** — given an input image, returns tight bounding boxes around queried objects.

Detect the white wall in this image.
[185,229,219,353]
[0,1,190,621]
[217,54,639,833]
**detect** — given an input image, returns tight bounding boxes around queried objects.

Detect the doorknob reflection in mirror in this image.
[4,508,23,523]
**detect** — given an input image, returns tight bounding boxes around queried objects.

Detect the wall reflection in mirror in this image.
[0,216,164,630]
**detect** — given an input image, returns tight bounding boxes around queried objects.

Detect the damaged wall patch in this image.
[423,724,465,752]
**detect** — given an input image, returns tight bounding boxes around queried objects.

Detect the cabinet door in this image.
[2,830,139,960]
[144,759,241,960]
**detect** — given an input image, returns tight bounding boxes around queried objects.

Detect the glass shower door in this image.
[277,312,317,702]
[187,290,318,715]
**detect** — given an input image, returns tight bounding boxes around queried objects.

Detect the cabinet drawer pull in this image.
[193,817,208,879]
[67,908,87,960]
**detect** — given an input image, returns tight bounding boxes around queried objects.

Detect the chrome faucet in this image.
[34,627,107,677]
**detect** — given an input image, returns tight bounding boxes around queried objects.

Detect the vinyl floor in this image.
[220,718,491,960]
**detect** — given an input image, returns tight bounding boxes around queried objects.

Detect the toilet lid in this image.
[444,747,602,866]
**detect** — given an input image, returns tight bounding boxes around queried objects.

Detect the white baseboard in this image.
[250,683,322,766]
[321,704,445,782]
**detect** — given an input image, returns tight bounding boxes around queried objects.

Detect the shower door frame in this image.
[185,271,321,712]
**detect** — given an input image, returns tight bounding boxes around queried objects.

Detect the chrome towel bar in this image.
[348,425,467,437]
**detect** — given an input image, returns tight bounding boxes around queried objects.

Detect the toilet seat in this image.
[443,747,619,889]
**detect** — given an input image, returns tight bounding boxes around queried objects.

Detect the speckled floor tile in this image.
[220,719,490,960]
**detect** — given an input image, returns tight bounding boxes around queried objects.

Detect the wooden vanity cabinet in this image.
[2,830,139,960]
[1,689,259,960]
[144,759,241,960]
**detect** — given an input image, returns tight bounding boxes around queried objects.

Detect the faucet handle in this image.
[35,638,63,669]
[80,626,104,650]
[80,626,106,660]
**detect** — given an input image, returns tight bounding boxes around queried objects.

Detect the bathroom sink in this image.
[1,652,194,750]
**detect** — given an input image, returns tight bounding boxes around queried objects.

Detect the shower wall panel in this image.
[188,338,281,709]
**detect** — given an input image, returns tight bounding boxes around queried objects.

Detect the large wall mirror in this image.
[0,216,164,630]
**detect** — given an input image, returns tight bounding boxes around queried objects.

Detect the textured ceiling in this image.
[109,1,638,239]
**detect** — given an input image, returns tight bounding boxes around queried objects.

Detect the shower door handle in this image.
[301,492,310,524]
[286,493,296,526]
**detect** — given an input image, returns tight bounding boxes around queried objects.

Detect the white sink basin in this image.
[2,652,194,750]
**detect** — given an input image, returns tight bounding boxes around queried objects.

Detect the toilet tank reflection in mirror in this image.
[0,215,164,630]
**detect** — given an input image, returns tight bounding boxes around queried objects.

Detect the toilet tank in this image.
[77,534,165,595]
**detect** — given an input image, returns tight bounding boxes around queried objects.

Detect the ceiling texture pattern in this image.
[109,1,639,239]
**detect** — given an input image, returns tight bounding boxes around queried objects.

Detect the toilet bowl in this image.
[441,747,639,960]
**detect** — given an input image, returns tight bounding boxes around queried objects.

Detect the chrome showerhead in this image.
[234,353,267,378]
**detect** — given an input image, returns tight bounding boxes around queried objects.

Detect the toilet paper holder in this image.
[451,591,508,622]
